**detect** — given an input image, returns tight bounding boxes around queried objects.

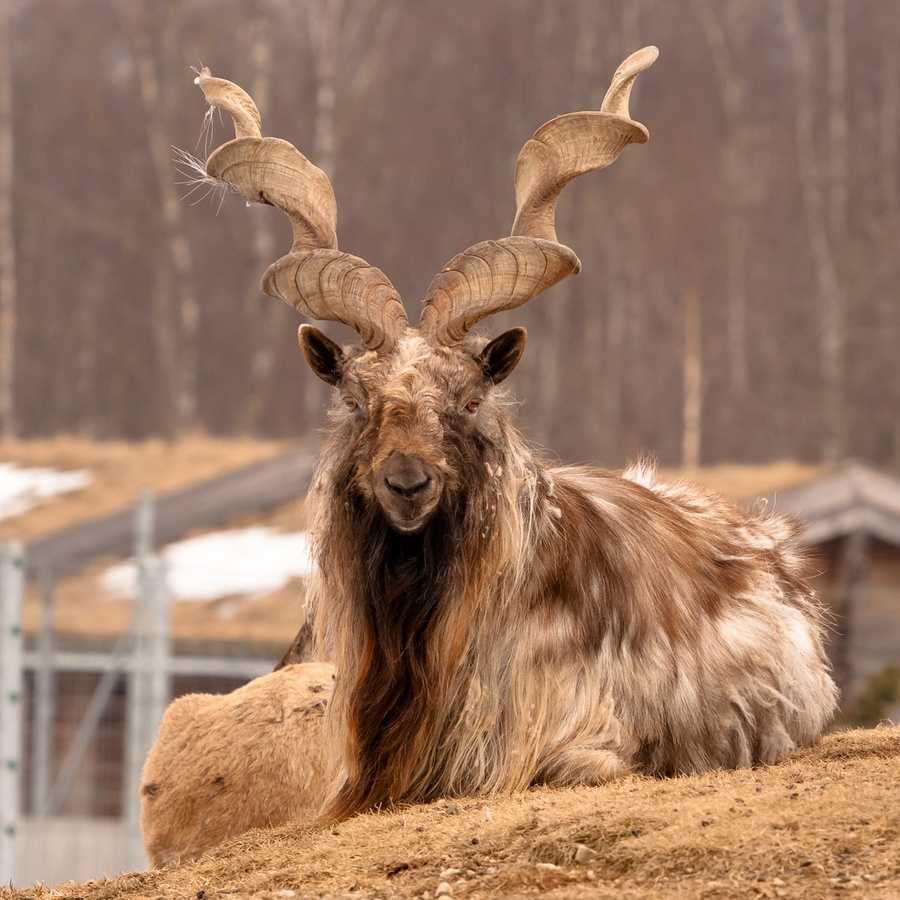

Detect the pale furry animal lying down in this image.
[140,662,333,867]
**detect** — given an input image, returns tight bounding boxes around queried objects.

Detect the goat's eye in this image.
[464,398,481,414]
[342,396,358,412]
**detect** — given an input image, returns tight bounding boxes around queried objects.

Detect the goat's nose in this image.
[383,452,431,498]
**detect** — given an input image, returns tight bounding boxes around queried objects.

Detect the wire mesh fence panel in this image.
[16,659,267,886]
[8,491,282,888]
[1,541,25,885]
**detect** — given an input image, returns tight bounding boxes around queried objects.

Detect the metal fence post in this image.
[123,491,169,873]
[30,563,55,818]
[0,540,25,885]
[147,556,171,741]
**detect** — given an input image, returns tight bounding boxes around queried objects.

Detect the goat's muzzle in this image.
[374,451,442,534]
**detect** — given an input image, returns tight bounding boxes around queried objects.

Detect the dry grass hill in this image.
[0,436,308,650]
[0,435,290,543]
[6,725,899,900]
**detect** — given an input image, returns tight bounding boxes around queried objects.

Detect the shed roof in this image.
[755,461,900,547]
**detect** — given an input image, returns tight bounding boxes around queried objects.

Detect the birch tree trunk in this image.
[682,289,702,469]
[536,0,640,462]
[0,0,15,438]
[878,29,900,467]
[297,0,398,430]
[690,0,753,412]
[239,0,286,434]
[781,0,845,462]
[605,0,643,464]
[827,0,848,242]
[305,0,345,184]
[562,0,605,455]
[131,2,200,435]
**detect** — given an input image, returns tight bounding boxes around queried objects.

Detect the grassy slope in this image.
[0,435,290,543]
[12,725,899,900]
[0,436,307,647]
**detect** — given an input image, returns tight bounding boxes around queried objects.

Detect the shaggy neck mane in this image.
[318,441,508,820]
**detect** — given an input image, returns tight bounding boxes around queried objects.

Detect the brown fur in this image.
[183,50,836,838]
[140,662,334,867]
[299,333,839,822]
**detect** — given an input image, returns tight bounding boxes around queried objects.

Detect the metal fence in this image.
[1,540,25,887]
[0,494,274,889]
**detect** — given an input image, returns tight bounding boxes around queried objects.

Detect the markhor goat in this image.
[195,47,837,823]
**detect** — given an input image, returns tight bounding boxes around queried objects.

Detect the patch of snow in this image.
[0,462,92,522]
[100,526,314,603]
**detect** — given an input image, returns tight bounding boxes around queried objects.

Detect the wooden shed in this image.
[755,461,900,717]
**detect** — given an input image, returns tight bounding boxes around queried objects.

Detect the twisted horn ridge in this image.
[512,45,657,242]
[196,68,409,353]
[419,238,580,347]
[419,46,657,348]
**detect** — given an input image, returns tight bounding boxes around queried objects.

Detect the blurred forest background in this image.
[0,0,897,470]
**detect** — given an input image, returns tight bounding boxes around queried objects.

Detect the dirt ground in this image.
[6,724,898,900]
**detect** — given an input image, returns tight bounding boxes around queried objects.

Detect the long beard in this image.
[321,477,489,817]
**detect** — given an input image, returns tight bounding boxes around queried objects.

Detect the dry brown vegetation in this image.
[7,725,898,900]
[19,492,311,647]
[0,436,304,649]
[0,435,289,543]
[22,556,309,648]
[657,461,832,502]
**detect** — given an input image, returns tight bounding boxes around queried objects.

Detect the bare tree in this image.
[292,0,400,426]
[781,0,846,462]
[826,0,848,241]
[682,288,702,468]
[238,0,287,434]
[129,0,201,435]
[572,0,623,461]
[0,0,15,438]
[2,0,898,469]
[304,0,344,182]
[689,0,756,410]
[302,0,401,181]
[877,20,900,467]
[529,0,645,462]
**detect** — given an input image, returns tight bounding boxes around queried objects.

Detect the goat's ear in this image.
[298,324,344,385]
[478,327,527,384]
